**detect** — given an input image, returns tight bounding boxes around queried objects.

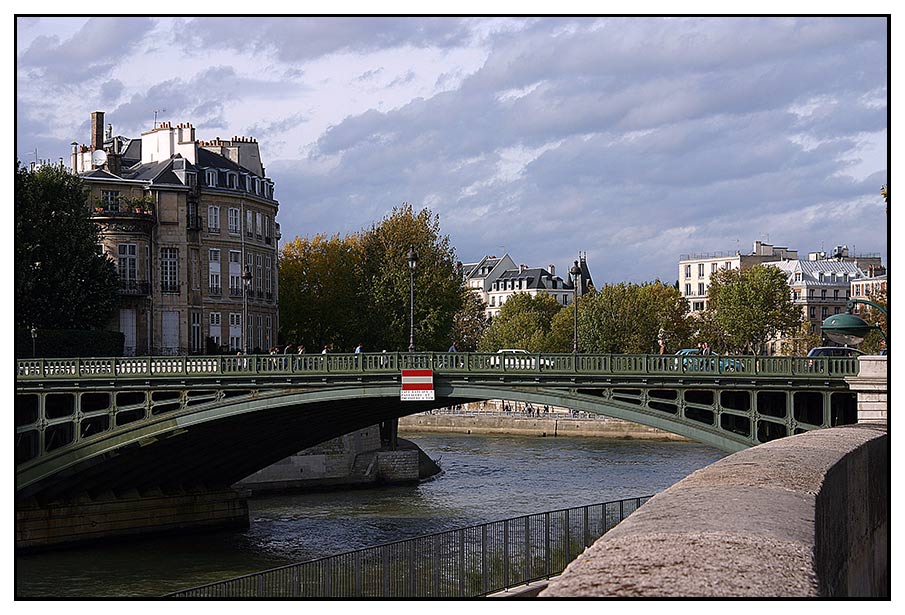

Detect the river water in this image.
[16,432,726,598]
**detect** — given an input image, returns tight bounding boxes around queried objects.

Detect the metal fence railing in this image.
[166,496,650,598]
[16,351,860,380]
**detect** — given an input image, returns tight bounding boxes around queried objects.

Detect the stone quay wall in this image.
[16,489,249,552]
[399,411,688,441]
[541,423,888,598]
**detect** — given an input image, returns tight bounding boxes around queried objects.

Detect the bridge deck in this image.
[15,351,859,383]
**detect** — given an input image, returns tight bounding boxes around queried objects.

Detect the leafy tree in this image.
[278,203,465,352]
[452,291,488,351]
[15,163,119,331]
[478,293,565,352]
[780,321,823,356]
[573,281,693,354]
[358,204,465,351]
[856,287,887,355]
[279,233,364,352]
[704,265,802,354]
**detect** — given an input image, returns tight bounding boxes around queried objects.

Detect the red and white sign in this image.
[401,369,435,401]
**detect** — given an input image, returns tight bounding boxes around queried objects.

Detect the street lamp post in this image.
[821,299,888,347]
[407,246,419,353]
[242,266,253,354]
[30,326,37,358]
[570,260,581,355]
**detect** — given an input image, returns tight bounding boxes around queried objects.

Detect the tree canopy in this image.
[478,293,566,352]
[703,265,802,354]
[278,203,467,352]
[15,163,119,330]
[569,281,693,354]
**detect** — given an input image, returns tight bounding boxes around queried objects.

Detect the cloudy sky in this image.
[16,15,888,283]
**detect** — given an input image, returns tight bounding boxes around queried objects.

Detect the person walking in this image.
[322,345,329,354]
[448,341,458,352]
[354,343,362,354]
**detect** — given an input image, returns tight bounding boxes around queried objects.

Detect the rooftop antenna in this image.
[153,109,167,129]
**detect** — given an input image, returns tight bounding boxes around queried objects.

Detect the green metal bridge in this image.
[15,352,860,503]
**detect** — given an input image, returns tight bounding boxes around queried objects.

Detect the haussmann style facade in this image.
[72,111,280,356]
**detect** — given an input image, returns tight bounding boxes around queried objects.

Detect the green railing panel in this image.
[15,352,859,381]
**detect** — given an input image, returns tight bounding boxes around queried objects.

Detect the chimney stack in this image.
[91,111,105,152]
[548,264,556,275]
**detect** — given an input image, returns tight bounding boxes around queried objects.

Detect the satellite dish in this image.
[91,150,107,167]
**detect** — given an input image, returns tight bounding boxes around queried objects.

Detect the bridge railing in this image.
[166,495,650,598]
[15,352,861,380]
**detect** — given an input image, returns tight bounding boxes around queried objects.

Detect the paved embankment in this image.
[398,413,690,441]
[540,423,888,598]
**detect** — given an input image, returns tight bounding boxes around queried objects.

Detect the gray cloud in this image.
[17,17,155,85]
[172,17,474,62]
[282,17,887,281]
[16,16,888,284]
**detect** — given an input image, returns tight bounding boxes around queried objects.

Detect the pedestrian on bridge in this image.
[448,342,458,352]
[355,343,362,354]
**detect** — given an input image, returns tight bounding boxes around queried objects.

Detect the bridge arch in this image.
[16,352,859,502]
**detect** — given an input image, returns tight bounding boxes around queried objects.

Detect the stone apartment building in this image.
[73,111,280,355]
[678,241,800,313]
[463,253,594,320]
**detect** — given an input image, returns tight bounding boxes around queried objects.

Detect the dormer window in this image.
[205,170,217,186]
[227,173,238,189]
[254,178,261,194]
[245,175,253,192]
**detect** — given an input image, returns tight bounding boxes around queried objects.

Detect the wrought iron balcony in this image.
[119,280,151,296]
[209,286,222,296]
[229,287,242,297]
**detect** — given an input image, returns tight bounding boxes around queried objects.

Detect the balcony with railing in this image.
[91,199,155,223]
[229,286,243,298]
[209,285,222,296]
[119,280,151,296]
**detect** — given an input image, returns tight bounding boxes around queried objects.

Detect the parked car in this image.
[489,349,553,369]
[674,348,742,372]
[806,347,865,358]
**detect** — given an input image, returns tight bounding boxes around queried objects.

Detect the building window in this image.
[795,272,802,282]
[190,311,202,353]
[698,263,705,277]
[711,263,718,273]
[246,175,253,192]
[809,307,816,319]
[821,307,828,318]
[227,173,237,189]
[833,289,839,300]
[256,212,263,238]
[693,301,704,311]
[255,178,261,194]
[821,289,827,300]
[698,282,705,296]
[256,254,263,292]
[209,312,222,348]
[208,205,220,232]
[209,248,220,264]
[724,261,732,269]
[246,210,253,237]
[161,247,179,293]
[206,170,217,186]
[209,272,221,295]
[229,313,242,351]
[684,265,691,278]
[228,208,240,234]
[117,243,137,283]
[685,283,692,296]
[265,257,272,294]
[102,190,120,208]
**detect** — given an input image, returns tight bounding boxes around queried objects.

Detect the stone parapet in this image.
[540,424,888,598]
[846,355,888,424]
